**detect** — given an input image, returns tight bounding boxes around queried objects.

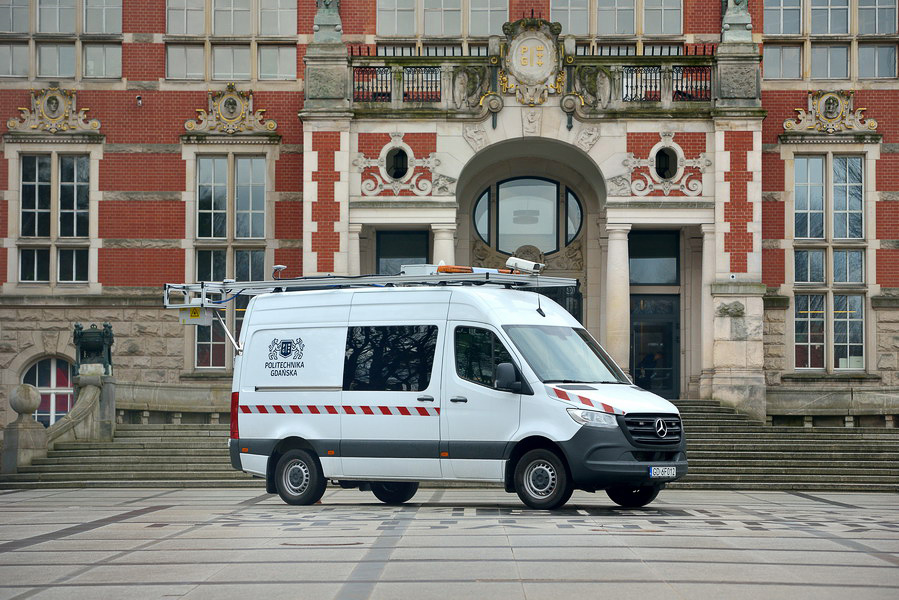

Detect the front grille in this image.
[622,413,682,445]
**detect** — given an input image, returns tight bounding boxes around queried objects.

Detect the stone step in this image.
[33,455,230,465]
[53,441,228,451]
[684,426,899,435]
[45,448,228,458]
[113,430,229,438]
[667,481,899,491]
[686,458,899,468]
[685,441,899,450]
[0,470,254,482]
[686,466,899,476]
[0,479,262,489]
[21,462,234,473]
[687,450,899,460]
[684,432,899,441]
[678,473,898,483]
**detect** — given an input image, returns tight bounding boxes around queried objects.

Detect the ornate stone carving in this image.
[452,66,489,109]
[718,64,757,99]
[432,174,457,195]
[471,240,584,272]
[522,108,542,136]
[721,0,753,43]
[575,126,600,152]
[184,83,277,135]
[573,65,612,109]
[6,88,100,134]
[463,125,487,152]
[606,175,632,196]
[545,240,584,271]
[353,132,440,197]
[500,18,564,106]
[621,131,711,197]
[783,90,878,135]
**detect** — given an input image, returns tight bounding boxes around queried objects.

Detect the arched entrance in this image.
[454,137,607,335]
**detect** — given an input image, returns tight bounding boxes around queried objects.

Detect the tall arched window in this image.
[473,177,583,255]
[22,357,74,427]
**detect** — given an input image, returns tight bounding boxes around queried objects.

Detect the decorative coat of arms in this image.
[268,337,304,361]
[6,88,101,134]
[783,91,877,135]
[500,18,564,106]
[185,83,277,135]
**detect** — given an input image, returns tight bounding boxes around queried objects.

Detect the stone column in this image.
[604,224,631,371]
[431,224,456,266]
[347,224,363,276]
[699,224,716,399]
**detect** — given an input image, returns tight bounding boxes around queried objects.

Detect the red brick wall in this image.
[685,1,721,34]
[342,0,377,35]
[99,248,184,286]
[99,201,185,239]
[510,0,551,20]
[274,248,303,278]
[762,196,784,240]
[626,132,705,197]
[311,132,341,273]
[762,151,784,192]
[877,249,899,287]
[762,248,784,287]
[877,201,899,240]
[275,201,302,239]
[122,0,166,34]
[275,153,302,193]
[760,90,807,145]
[99,154,185,191]
[877,153,899,191]
[122,43,165,81]
[723,130,754,273]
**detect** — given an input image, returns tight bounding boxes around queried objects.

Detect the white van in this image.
[212,269,687,510]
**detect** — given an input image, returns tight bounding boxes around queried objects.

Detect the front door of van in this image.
[441,323,521,480]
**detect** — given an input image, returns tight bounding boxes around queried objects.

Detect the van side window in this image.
[343,325,439,392]
[455,326,514,389]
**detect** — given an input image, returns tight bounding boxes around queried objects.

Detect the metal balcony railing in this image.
[621,66,662,102]
[352,66,391,103]
[672,66,713,101]
[403,66,442,102]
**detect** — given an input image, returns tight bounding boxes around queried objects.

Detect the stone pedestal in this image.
[711,282,767,422]
[431,224,456,266]
[1,384,47,474]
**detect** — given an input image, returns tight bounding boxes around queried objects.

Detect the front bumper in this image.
[557,423,687,491]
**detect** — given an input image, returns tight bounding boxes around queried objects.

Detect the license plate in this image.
[649,466,677,478]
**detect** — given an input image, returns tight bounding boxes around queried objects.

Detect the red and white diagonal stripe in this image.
[545,386,625,415]
[239,405,440,417]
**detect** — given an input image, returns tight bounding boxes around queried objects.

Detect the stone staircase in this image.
[669,399,899,492]
[1,400,898,491]
[0,424,257,489]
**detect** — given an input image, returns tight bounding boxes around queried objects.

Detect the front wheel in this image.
[274,449,327,505]
[606,484,661,508]
[513,449,573,510]
[371,481,419,504]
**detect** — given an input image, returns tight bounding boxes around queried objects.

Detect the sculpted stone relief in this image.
[499,18,564,107]
[783,91,878,135]
[353,132,443,197]
[184,83,277,135]
[7,88,100,134]
[463,124,487,152]
[522,108,542,136]
[621,132,711,197]
[471,240,584,272]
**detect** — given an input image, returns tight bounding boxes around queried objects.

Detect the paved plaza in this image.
[0,487,896,599]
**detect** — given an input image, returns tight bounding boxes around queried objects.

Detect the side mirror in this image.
[495,362,521,393]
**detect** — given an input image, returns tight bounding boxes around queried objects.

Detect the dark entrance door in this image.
[630,295,679,399]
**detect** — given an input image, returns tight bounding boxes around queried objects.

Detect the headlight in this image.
[567,408,618,428]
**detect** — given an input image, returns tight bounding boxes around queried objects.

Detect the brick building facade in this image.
[1,0,897,435]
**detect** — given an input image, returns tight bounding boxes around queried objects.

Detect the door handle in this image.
[450,396,468,403]
[417,395,434,402]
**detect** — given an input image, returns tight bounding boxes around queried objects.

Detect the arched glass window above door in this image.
[473,177,583,255]
[22,357,74,427]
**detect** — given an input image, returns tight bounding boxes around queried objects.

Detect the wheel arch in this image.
[266,436,320,494]
[504,436,570,493]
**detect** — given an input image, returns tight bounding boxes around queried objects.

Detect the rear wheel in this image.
[606,484,661,508]
[371,481,419,504]
[513,449,573,510]
[274,449,327,506]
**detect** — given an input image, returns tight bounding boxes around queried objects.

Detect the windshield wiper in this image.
[596,381,630,385]
[543,379,593,384]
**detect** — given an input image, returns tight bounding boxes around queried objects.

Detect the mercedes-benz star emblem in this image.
[654,418,668,438]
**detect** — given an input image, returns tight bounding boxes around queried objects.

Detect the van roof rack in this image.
[163,271,579,310]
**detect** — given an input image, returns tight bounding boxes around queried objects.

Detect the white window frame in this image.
[598,0,636,35]
[259,0,296,36]
[0,0,29,33]
[37,43,76,78]
[38,0,76,34]
[764,0,802,34]
[552,0,590,36]
[257,44,296,80]
[57,247,89,282]
[23,357,75,427]
[84,0,121,34]
[468,0,506,37]
[213,0,251,36]
[763,44,803,79]
[424,0,461,36]
[858,44,897,78]
[212,45,251,80]
[642,0,681,35]
[167,0,205,35]
[83,43,121,78]
[811,0,850,35]
[811,44,849,78]
[377,0,416,37]
[166,44,205,79]
[858,0,896,34]
[0,43,28,77]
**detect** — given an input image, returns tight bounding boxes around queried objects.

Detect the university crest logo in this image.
[268,337,304,361]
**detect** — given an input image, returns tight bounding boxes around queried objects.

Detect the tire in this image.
[274,449,327,506]
[513,449,573,510]
[606,484,661,508]
[370,481,419,504]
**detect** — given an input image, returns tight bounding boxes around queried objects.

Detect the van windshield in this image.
[503,325,629,385]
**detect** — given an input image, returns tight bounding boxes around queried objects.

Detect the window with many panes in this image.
[859,0,897,33]
[377,0,416,36]
[194,155,267,369]
[84,0,121,33]
[424,0,461,35]
[859,44,897,77]
[812,0,849,34]
[39,0,75,33]
[764,0,802,34]
[642,0,681,34]
[0,0,29,32]
[37,43,76,77]
[598,0,635,35]
[165,0,295,81]
[469,0,506,36]
[552,0,590,36]
[811,44,848,78]
[19,154,91,285]
[792,154,868,371]
[23,357,74,427]
[763,45,802,78]
[83,44,121,78]
[0,43,28,76]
